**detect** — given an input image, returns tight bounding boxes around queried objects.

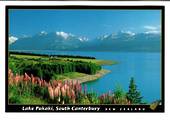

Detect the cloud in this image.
[78,37,89,42]
[144,26,158,30]
[144,25,161,34]
[56,31,74,39]
[40,31,47,35]
[121,30,135,36]
[22,35,29,38]
[145,30,160,34]
[9,36,18,44]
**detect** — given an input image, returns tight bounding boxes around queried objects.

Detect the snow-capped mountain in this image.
[9,36,18,44]
[84,31,161,52]
[9,31,161,52]
[10,31,88,50]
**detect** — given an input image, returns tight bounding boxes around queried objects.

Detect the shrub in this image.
[113,85,129,104]
[86,92,100,104]
[79,97,91,104]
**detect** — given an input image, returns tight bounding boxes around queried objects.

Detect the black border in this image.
[5,5,165,112]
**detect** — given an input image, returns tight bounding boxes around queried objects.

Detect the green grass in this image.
[10,54,117,65]
[58,57,117,65]
[9,54,116,81]
[19,96,48,105]
[63,72,87,78]
[52,72,87,80]
[52,69,111,84]
[9,88,48,105]
[10,54,67,64]
[10,54,44,59]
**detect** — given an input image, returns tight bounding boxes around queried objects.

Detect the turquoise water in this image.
[19,50,161,103]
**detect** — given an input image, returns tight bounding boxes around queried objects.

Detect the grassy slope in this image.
[52,72,87,80]
[63,69,111,83]
[11,54,117,65]
[58,57,117,65]
[10,54,116,82]
[52,69,110,83]
[10,54,43,59]
[9,88,48,105]
[19,96,48,105]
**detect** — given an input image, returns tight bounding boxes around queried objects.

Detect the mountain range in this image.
[9,31,161,52]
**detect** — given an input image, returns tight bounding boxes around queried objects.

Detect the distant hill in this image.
[84,31,161,52]
[9,31,161,52]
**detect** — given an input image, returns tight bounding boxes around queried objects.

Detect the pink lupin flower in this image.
[31,74,35,84]
[54,86,60,97]
[35,77,40,84]
[84,84,87,95]
[36,78,41,86]
[44,80,49,87]
[78,84,82,92]
[68,80,73,88]
[71,89,75,99]
[41,79,44,87]
[128,100,131,105]
[14,74,20,85]
[41,80,46,87]
[70,89,76,104]
[8,69,13,79]
[61,86,66,97]
[73,80,77,87]
[52,80,58,88]
[48,86,54,100]
[64,83,69,91]
[57,81,62,88]
[24,73,31,81]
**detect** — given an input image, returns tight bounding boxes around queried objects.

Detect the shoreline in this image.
[63,69,111,84]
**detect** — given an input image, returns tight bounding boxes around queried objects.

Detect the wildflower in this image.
[52,80,58,88]
[84,84,87,95]
[64,83,68,90]
[57,80,62,87]
[66,88,71,98]
[8,69,13,80]
[24,73,31,81]
[61,86,66,97]
[14,74,20,85]
[31,74,35,84]
[37,79,42,87]
[48,86,54,100]
[71,89,75,100]
[75,80,81,93]
[73,80,77,88]
[42,80,48,87]
[128,100,131,105]
[54,86,60,97]
[34,77,40,84]
[44,80,49,87]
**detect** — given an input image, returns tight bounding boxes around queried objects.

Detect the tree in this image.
[126,77,143,104]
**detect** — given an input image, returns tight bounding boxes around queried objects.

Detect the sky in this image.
[9,9,161,39]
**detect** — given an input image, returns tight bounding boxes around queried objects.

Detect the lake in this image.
[17,50,161,103]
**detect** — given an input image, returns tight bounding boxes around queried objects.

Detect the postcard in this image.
[6,5,164,112]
